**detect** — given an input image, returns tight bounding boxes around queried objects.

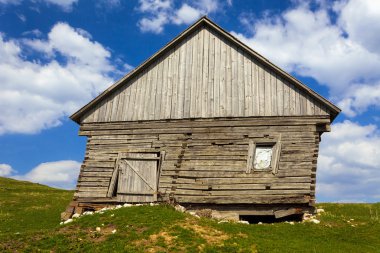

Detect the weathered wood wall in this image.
[80,25,330,123]
[74,116,327,205]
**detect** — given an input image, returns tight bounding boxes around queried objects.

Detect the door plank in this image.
[123,160,155,190]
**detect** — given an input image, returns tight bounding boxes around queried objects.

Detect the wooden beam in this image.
[272,134,282,175]
[106,153,121,198]
[274,208,303,218]
[245,140,255,173]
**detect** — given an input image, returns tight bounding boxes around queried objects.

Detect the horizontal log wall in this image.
[74,116,326,205]
[81,25,330,123]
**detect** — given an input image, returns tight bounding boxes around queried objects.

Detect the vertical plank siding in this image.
[81,27,330,123]
[74,116,327,204]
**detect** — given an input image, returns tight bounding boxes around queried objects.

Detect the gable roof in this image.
[71,16,340,123]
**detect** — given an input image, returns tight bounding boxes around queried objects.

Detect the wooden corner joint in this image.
[60,200,79,221]
[316,123,331,133]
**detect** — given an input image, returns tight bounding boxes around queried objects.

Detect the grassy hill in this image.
[0,177,379,253]
[0,177,73,234]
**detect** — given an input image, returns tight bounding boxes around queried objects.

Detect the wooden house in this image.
[64,17,340,220]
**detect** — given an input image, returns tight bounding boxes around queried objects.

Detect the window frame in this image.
[246,135,282,174]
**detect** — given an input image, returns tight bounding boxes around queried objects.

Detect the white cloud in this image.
[13,160,81,189]
[137,0,221,34]
[317,120,380,202]
[232,0,380,117]
[25,23,113,72]
[337,82,380,117]
[195,0,218,13]
[16,13,26,22]
[0,0,21,4]
[139,14,169,34]
[95,0,121,11]
[0,0,78,11]
[138,0,172,12]
[22,29,43,37]
[123,63,134,72]
[40,0,78,11]
[0,164,15,177]
[0,22,121,135]
[137,0,173,34]
[173,4,202,25]
[336,0,380,55]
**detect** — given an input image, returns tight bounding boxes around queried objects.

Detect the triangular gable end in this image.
[71,16,340,124]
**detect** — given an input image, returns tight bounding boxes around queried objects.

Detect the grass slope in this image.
[0,177,379,252]
[0,177,73,234]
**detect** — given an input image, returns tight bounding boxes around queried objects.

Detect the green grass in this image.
[0,177,73,235]
[1,177,379,252]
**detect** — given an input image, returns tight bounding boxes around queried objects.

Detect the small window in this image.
[246,136,282,174]
[254,146,273,170]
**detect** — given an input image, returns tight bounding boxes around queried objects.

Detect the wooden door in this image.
[117,153,158,202]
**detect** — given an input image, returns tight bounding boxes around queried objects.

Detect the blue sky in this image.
[0,0,379,203]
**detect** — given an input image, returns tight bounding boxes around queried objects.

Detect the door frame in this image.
[107,151,165,202]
